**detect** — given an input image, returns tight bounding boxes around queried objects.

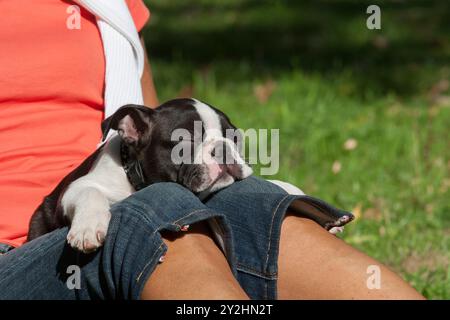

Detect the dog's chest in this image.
[91,136,135,203]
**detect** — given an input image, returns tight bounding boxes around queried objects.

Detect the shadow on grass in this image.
[143,0,450,97]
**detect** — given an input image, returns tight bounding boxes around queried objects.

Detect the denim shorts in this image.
[0,176,352,300]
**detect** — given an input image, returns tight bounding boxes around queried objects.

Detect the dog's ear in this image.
[101,104,155,148]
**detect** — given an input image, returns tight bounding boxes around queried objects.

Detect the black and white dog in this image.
[28,98,297,252]
[27,98,346,253]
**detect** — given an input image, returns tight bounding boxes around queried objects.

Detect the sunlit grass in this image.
[143,0,450,298]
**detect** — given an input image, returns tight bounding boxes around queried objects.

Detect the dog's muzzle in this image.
[178,137,253,193]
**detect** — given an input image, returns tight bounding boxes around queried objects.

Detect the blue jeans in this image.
[0,176,352,299]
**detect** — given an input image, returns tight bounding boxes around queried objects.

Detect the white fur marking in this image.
[192,98,222,138]
[62,136,134,252]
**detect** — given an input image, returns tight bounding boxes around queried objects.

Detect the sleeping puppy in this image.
[27,98,253,252]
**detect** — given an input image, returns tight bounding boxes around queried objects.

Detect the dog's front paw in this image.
[67,211,111,253]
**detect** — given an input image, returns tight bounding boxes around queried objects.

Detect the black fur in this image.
[27,98,243,242]
[27,145,105,241]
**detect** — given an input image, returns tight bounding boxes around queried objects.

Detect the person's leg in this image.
[141,222,248,300]
[0,182,245,300]
[277,214,425,300]
[110,182,246,300]
[0,223,246,300]
[204,176,424,300]
[0,223,245,300]
[0,228,79,299]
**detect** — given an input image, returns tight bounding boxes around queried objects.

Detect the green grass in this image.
[142,0,450,299]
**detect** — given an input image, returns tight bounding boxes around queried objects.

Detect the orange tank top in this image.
[0,0,149,247]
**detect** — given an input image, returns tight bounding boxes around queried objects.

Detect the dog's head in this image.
[101,98,252,195]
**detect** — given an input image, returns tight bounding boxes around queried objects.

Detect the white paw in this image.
[67,211,111,253]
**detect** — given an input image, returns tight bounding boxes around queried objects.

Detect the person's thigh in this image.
[110,182,247,300]
[204,176,354,299]
[141,222,249,300]
[0,222,246,300]
[204,176,423,300]
[278,214,425,299]
[0,182,246,300]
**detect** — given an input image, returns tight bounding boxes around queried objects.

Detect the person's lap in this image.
[1,182,224,299]
[142,221,249,299]
[1,176,414,300]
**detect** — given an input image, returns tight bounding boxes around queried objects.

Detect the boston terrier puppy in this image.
[27,98,256,252]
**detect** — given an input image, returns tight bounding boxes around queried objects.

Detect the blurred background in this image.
[141,0,450,299]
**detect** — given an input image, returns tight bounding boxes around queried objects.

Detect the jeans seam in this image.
[264,194,291,271]
[117,202,210,236]
[171,208,213,227]
[135,242,165,284]
[236,263,277,279]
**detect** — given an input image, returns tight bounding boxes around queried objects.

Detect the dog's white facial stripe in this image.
[192,98,222,138]
[189,98,253,193]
